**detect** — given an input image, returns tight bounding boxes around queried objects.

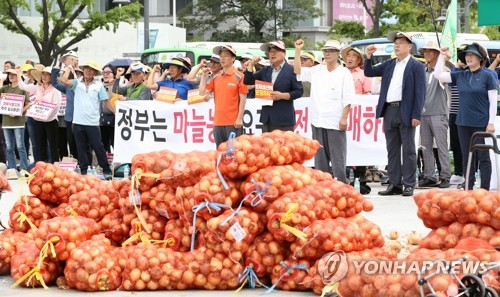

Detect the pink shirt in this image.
[350,67,373,95]
[19,81,62,122]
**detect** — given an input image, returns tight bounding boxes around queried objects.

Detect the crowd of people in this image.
[1,32,499,195]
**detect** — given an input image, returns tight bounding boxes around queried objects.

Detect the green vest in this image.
[126,83,147,100]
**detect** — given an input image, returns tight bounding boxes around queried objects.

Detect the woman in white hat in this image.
[18,66,62,164]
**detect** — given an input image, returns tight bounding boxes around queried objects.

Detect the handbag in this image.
[100,113,115,126]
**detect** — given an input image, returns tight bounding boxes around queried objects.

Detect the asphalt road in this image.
[0,179,434,296]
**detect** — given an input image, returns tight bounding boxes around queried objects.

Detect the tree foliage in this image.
[0,0,142,65]
[329,20,366,40]
[357,0,386,38]
[178,0,323,42]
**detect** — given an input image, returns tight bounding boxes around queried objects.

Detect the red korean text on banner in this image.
[0,93,25,116]
[155,87,178,103]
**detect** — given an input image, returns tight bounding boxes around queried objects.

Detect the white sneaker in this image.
[450,175,465,185]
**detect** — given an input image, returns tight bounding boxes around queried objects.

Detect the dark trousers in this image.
[100,125,115,153]
[65,121,79,158]
[35,119,59,163]
[458,125,491,190]
[449,113,463,176]
[72,124,111,174]
[0,127,6,163]
[26,117,38,161]
[58,126,68,160]
[262,123,294,133]
[383,106,417,187]
[213,126,243,149]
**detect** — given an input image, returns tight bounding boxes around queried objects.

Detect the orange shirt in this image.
[206,67,248,125]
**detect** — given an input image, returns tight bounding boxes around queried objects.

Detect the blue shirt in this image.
[51,68,75,122]
[157,77,194,100]
[70,78,108,126]
[451,68,498,127]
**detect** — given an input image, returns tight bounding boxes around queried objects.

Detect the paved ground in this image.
[0,179,440,296]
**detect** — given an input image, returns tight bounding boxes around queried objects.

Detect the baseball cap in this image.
[213,45,237,57]
[130,63,146,73]
[260,41,286,53]
[387,31,412,43]
[209,54,221,63]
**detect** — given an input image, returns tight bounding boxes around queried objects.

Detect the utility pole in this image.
[144,0,150,50]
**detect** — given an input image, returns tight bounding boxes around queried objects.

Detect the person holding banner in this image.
[293,39,355,183]
[364,32,426,197]
[146,59,194,100]
[198,45,248,148]
[434,44,498,190]
[0,69,31,172]
[59,61,113,179]
[243,40,303,132]
[18,66,61,163]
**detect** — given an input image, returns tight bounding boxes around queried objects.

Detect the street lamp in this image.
[112,0,130,7]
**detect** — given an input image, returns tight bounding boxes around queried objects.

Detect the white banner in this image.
[113,96,388,165]
[26,101,57,121]
[0,93,25,116]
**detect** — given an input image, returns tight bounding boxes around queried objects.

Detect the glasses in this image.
[322,49,339,54]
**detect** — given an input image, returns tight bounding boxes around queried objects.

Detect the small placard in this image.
[173,160,186,171]
[26,101,58,121]
[128,189,141,206]
[155,86,178,103]
[0,93,25,116]
[229,222,247,242]
[187,89,206,105]
[254,80,273,100]
[55,161,77,172]
[57,95,67,116]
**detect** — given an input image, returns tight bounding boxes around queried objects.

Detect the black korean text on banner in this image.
[26,101,58,121]
[0,93,25,116]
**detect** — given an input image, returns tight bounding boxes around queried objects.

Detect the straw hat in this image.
[418,40,440,55]
[162,59,190,73]
[341,46,364,67]
[213,45,237,57]
[387,31,413,43]
[27,64,44,77]
[80,61,103,75]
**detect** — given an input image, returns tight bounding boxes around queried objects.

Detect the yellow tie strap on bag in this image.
[122,222,152,246]
[277,203,308,242]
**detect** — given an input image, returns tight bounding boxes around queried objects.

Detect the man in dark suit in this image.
[364,32,426,196]
[243,41,303,132]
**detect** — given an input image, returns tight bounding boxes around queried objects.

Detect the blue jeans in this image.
[4,128,29,170]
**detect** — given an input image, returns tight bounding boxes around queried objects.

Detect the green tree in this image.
[0,0,142,65]
[357,0,386,38]
[329,21,366,40]
[178,0,323,42]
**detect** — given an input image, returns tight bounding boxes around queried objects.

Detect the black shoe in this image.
[378,184,402,196]
[439,179,450,188]
[402,186,414,196]
[418,177,439,188]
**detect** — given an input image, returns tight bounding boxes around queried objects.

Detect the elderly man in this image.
[59,61,113,179]
[294,39,355,182]
[244,40,303,132]
[114,63,152,101]
[364,32,426,196]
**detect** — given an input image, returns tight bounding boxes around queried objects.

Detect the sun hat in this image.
[30,66,52,83]
[260,41,286,53]
[27,64,44,77]
[162,59,190,73]
[80,61,103,75]
[387,31,413,43]
[58,50,79,63]
[417,40,440,55]
[321,40,342,51]
[239,52,253,61]
[3,69,17,75]
[21,64,33,72]
[213,45,237,57]
[457,43,488,64]
[341,46,364,66]
[130,63,146,73]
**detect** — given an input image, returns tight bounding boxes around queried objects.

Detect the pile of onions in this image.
[99,209,131,245]
[269,258,311,291]
[158,150,217,188]
[266,180,373,242]
[163,217,208,252]
[11,241,63,287]
[243,232,290,279]
[64,234,126,291]
[290,215,384,260]
[240,163,333,213]
[205,207,265,262]
[9,195,53,232]
[126,207,168,244]
[414,189,500,229]
[0,170,11,191]
[33,216,100,261]
[142,183,179,220]
[0,229,33,274]
[217,130,320,179]
[28,162,102,204]
[419,221,500,250]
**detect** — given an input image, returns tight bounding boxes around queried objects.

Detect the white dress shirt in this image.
[386,55,411,103]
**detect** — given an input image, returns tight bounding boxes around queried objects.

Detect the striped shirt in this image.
[449,85,459,114]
